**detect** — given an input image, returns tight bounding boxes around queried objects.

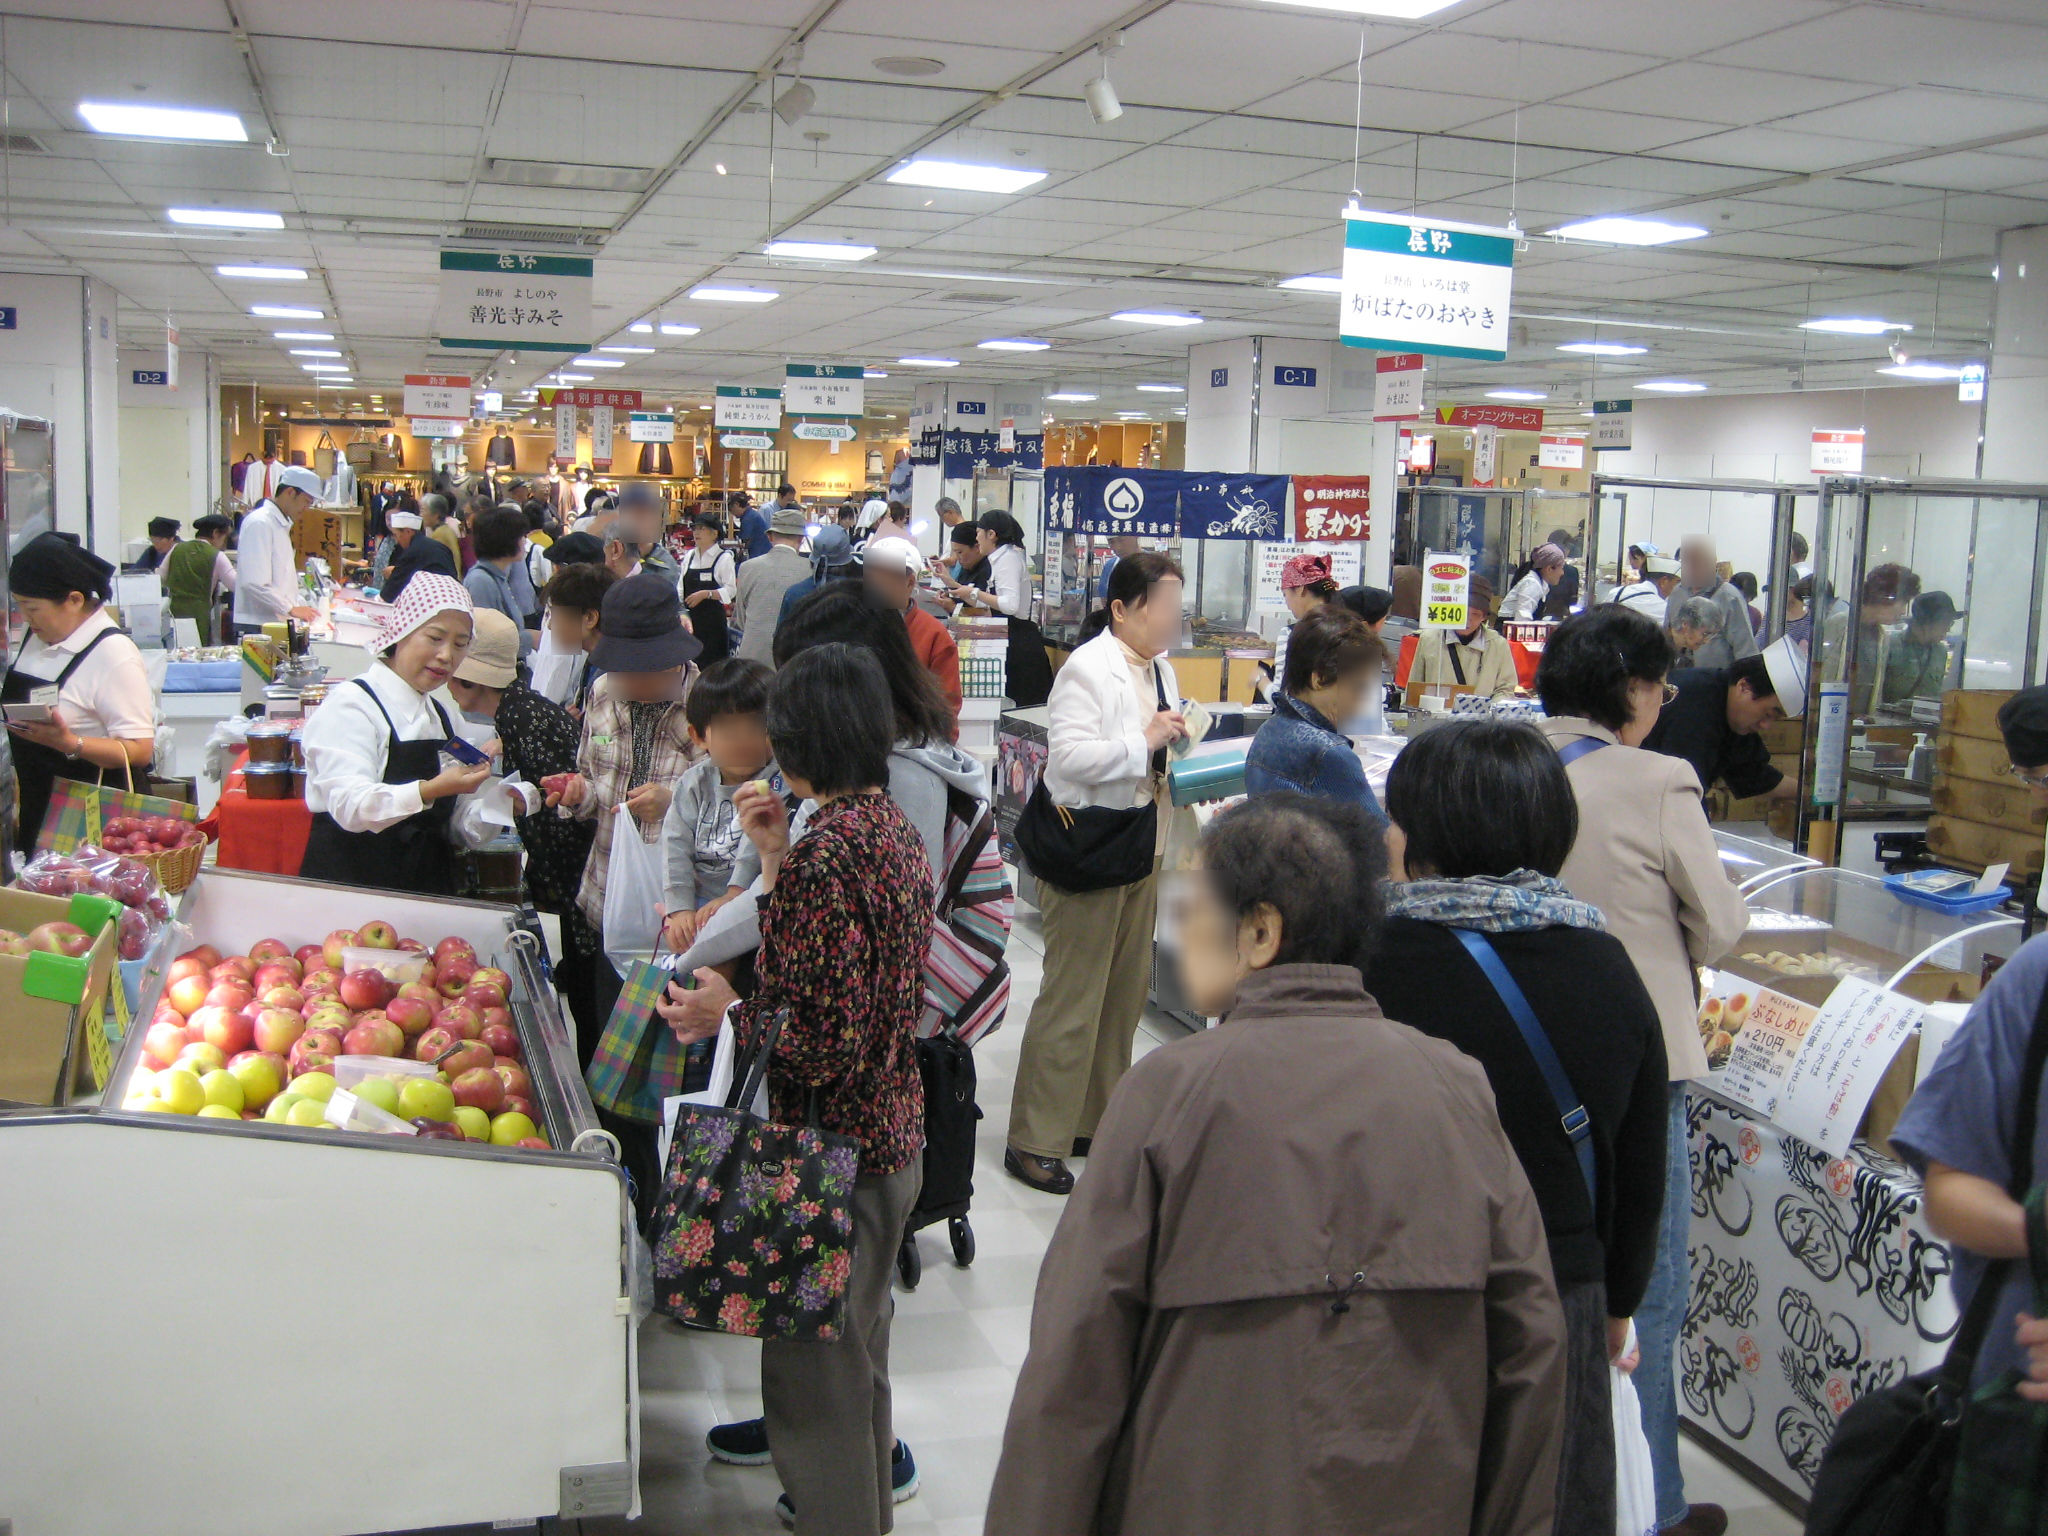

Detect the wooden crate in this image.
[1926,813,2044,878]
[1941,688,2017,742]
[1939,732,2016,787]
[1931,776,2047,837]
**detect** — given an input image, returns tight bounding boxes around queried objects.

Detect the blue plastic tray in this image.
[1884,872,2012,915]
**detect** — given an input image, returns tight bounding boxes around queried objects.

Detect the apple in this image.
[358,919,399,950]
[292,1071,337,1104]
[488,1111,538,1146]
[470,966,512,995]
[479,1023,521,1062]
[492,1060,534,1102]
[199,1069,245,1113]
[248,938,291,963]
[399,1077,457,1123]
[252,960,302,991]
[202,981,255,1015]
[185,1005,248,1057]
[25,921,92,958]
[354,1077,402,1115]
[435,957,478,998]
[166,955,209,987]
[321,929,361,969]
[259,984,306,1012]
[337,968,393,1012]
[413,1025,462,1065]
[290,1049,335,1079]
[460,980,508,1014]
[209,957,256,984]
[250,1008,306,1055]
[196,1103,241,1121]
[156,1068,206,1116]
[175,1041,228,1075]
[439,1039,494,1080]
[396,937,425,953]
[294,944,325,970]
[228,1052,286,1110]
[385,995,435,1039]
[433,936,476,965]
[452,1105,491,1141]
[300,967,339,994]
[343,1017,404,1058]
[286,1098,329,1128]
[515,1136,551,1151]
[395,979,439,1008]
[478,1006,513,1033]
[434,1004,481,1040]
[142,1021,190,1068]
[411,1117,464,1141]
[165,973,210,1017]
[0,927,26,957]
[450,1065,505,1114]
[501,1094,534,1120]
[177,944,222,970]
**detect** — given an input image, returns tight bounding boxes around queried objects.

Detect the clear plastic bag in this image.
[14,844,172,960]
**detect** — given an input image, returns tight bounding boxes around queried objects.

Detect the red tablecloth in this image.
[211,750,312,877]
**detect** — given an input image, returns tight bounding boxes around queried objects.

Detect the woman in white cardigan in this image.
[1006,551,1187,1194]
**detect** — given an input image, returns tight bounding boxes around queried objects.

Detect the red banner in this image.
[1436,403,1543,432]
[1292,475,1372,541]
[537,386,642,410]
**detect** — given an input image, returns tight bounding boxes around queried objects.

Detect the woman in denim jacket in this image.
[1245,605,1384,816]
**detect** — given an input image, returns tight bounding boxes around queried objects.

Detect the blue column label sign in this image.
[0,307,19,329]
[130,369,169,386]
[1210,368,1228,388]
[1272,365,1317,387]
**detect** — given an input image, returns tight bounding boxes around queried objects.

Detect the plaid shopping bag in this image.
[585,958,694,1124]
[39,776,197,858]
[1945,1185,2048,1536]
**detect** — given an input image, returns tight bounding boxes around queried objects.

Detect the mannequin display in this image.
[230,453,257,500]
[486,429,516,469]
[636,441,673,477]
[246,452,286,506]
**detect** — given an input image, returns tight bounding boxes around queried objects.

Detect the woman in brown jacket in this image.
[986,793,1566,1536]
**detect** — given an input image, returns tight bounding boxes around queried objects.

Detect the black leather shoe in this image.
[1004,1147,1075,1195]
[1070,1136,1092,1158]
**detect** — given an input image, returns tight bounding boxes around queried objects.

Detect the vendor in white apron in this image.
[298,574,492,895]
[3,532,156,852]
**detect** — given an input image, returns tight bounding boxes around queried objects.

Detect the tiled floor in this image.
[597,910,1802,1536]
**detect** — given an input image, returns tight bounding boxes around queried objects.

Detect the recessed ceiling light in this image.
[1277,274,1343,293]
[1878,362,1963,379]
[1636,380,1708,393]
[1485,389,1547,401]
[80,101,246,141]
[217,265,306,281]
[660,322,700,336]
[1249,0,1462,14]
[863,368,889,378]
[1557,341,1647,356]
[874,55,946,76]
[1554,217,1708,246]
[168,208,283,230]
[764,240,877,261]
[978,338,1050,351]
[898,357,959,367]
[1136,383,1185,393]
[272,330,332,341]
[714,163,728,176]
[627,321,654,333]
[571,356,626,367]
[1801,317,1913,335]
[884,159,1046,195]
[252,305,323,319]
[689,286,778,303]
[1047,391,1098,402]
[554,373,594,382]
[302,363,348,372]
[1112,311,1202,326]
[289,349,341,357]
[600,344,655,353]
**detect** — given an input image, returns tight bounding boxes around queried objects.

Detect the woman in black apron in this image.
[678,510,733,663]
[298,573,492,895]
[946,510,1054,707]
[4,533,157,852]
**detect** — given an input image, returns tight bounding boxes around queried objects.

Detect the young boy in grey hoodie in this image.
[659,658,779,953]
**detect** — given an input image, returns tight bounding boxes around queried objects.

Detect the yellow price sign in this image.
[1426,602,1467,625]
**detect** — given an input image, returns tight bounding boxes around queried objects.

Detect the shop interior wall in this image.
[116,347,218,555]
[0,272,120,552]
[1983,224,2048,483]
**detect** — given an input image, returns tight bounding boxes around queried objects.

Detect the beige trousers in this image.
[1007,868,1160,1160]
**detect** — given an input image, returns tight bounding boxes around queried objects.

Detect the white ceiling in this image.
[0,0,2041,423]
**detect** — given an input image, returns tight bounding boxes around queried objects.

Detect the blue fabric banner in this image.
[1046,466,1183,536]
[1177,473,1289,540]
[939,430,1044,477]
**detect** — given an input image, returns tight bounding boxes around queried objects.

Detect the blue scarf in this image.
[1385,870,1606,934]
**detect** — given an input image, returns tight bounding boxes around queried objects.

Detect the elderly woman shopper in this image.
[658,643,934,1536]
[1364,719,1668,1536]
[1668,593,1731,670]
[1004,550,1188,1195]
[986,792,1566,1536]
[1245,605,1383,813]
[3,532,159,850]
[1533,605,1749,1536]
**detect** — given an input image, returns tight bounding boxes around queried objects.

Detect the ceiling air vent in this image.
[0,133,46,154]
[480,158,657,194]
[457,220,607,248]
[932,289,1020,306]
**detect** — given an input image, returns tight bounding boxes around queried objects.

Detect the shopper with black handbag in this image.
[1006,551,1187,1195]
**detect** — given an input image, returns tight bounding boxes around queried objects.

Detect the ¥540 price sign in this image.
[1421,552,1472,631]
[1426,602,1467,625]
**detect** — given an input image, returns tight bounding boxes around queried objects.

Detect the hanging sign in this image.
[1405,431,1436,473]
[720,432,775,451]
[477,390,503,416]
[792,422,857,441]
[1373,354,1425,420]
[1592,398,1633,450]
[1960,363,1986,403]
[434,250,592,353]
[1539,435,1585,470]
[1292,475,1372,541]
[536,386,639,410]
[404,373,471,420]
[553,402,578,463]
[1470,424,1499,487]
[942,430,1044,477]
[1339,208,1515,361]
[1422,552,1472,630]
[1181,473,1289,540]
[165,323,179,388]
[1436,403,1543,432]
[1811,428,1866,475]
[130,369,170,387]
[715,385,781,431]
[589,404,615,470]
[628,412,675,444]
[998,416,1016,452]
[409,417,464,440]
[783,363,864,418]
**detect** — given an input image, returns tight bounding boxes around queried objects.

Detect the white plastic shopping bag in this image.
[1613,1322,1657,1536]
[658,1003,767,1166]
[530,633,586,707]
[601,803,666,971]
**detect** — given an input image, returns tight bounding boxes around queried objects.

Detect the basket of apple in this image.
[124,923,552,1153]
[97,814,208,894]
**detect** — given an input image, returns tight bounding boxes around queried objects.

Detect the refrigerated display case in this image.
[0,869,637,1536]
[1713,830,1820,894]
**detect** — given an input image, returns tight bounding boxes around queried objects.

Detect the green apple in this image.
[292,1071,338,1105]
[264,1091,304,1123]
[196,1104,242,1120]
[452,1105,490,1142]
[199,1070,245,1113]
[488,1111,538,1146]
[140,1097,182,1115]
[398,1077,456,1123]
[156,1067,205,1116]
[286,1098,329,1128]
[354,1077,402,1116]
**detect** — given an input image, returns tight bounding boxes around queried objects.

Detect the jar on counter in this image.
[244,763,296,800]
[289,728,305,769]
[246,721,294,766]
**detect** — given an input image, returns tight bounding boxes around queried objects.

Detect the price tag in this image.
[1421,551,1472,631]
[1426,602,1466,625]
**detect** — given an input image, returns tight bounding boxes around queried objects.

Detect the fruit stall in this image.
[0,868,639,1536]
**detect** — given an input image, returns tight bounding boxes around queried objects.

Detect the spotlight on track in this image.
[1085,34,1125,125]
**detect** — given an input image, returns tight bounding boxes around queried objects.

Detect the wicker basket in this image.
[133,836,206,895]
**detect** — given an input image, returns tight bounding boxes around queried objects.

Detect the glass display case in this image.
[1712,830,1820,894]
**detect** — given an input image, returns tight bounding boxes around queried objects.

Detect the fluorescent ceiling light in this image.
[600,344,654,354]
[863,368,889,378]
[627,321,654,334]
[1554,217,1707,246]
[765,239,877,261]
[288,349,341,358]
[301,363,348,372]
[79,101,246,141]
[1116,412,1150,419]
[1878,362,1963,379]
[885,158,1046,195]
[168,207,283,230]
[660,322,700,336]
[1557,341,1646,356]
[570,356,626,368]
[554,373,594,382]
[897,357,959,367]
[217,265,305,281]
[1277,274,1343,293]
[272,331,332,341]
[978,338,1050,351]
[690,286,777,303]
[1485,389,1547,401]
[252,305,323,319]
[1047,391,1098,402]
[1248,0,1463,15]
[1136,383,1185,392]
[1112,310,1202,326]
[1636,380,1708,393]
[1801,317,1913,335]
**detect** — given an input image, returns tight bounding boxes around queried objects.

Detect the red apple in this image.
[250,1008,306,1055]
[25,921,93,958]
[501,1094,535,1120]
[0,927,28,957]
[493,1060,533,1102]
[337,968,393,1012]
[515,1136,551,1151]
[150,1002,185,1028]
[202,981,255,1015]
[385,995,435,1039]
[177,944,222,970]
[300,966,338,991]
[433,936,476,966]
[142,1021,190,1067]
[450,1066,505,1114]
[435,957,478,998]
[175,1041,226,1074]
[209,957,256,984]
[343,1017,405,1058]
[251,960,302,991]
[260,984,306,1013]
[479,1023,521,1062]
[433,1004,481,1040]
[439,1039,493,1079]
[294,944,325,970]
[248,938,291,963]
[166,972,210,1016]
[358,919,399,950]
[290,1048,336,1080]
[414,1025,462,1065]
[395,979,439,1009]
[396,937,425,953]
[461,980,508,1014]
[296,1025,345,1059]
[470,965,512,995]
[321,929,361,969]
[191,1004,254,1057]
[166,955,209,987]
[479,1005,512,1032]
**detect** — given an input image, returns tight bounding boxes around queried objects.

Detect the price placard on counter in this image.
[1421,551,1471,630]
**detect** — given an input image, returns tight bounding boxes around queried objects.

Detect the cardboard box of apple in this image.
[125,922,551,1151]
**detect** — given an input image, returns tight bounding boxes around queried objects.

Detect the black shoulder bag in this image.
[1802,978,2048,1536]
[1013,659,1167,895]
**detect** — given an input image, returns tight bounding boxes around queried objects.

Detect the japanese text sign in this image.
[1292,476,1372,542]
[714,385,782,431]
[1044,467,1181,538]
[403,374,470,421]
[1592,398,1633,450]
[537,386,640,409]
[784,363,864,419]
[1373,353,1425,420]
[1422,552,1472,630]
[1812,429,1866,475]
[435,250,591,353]
[1340,209,1515,362]
[1539,435,1585,470]
[628,412,675,444]
[1180,474,1288,541]
[1436,403,1544,432]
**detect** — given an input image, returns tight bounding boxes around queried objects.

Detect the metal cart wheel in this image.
[896,1231,922,1290]
[949,1215,975,1268]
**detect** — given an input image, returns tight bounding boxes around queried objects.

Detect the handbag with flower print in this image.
[648,1005,861,1342]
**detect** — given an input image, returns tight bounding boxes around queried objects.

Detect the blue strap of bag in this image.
[1555,736,1608,767]
[1449,926,1598,1208]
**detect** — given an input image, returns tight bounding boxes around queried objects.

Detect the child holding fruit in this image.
[659,657,777,954]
